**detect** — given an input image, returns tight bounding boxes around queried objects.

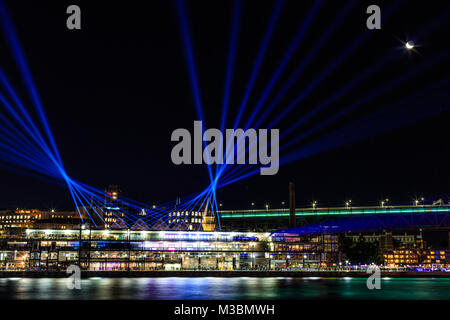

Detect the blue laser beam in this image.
[243,0,325,130]
[214,0,357,182]
[231,0,284,131]
[216,0,326,180]
[0,0,65,171]
[175,0,214,186]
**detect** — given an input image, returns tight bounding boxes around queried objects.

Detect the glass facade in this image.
[0,229,339,271]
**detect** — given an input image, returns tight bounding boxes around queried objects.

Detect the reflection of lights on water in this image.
[343,277,352,280]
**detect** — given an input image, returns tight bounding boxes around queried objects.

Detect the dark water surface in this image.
[0,277,449,299]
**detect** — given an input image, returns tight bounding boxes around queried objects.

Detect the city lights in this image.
[0,0,447,306]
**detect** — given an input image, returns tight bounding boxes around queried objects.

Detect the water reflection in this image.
[0,277,448,300]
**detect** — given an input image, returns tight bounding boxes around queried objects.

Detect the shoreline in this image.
[1,270,450,278]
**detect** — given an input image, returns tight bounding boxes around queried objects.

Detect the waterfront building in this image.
[0,209,80,230]
[347,231,423,249]
[420,250,450,268]
[0,229,338,271]
[383,250,421,267]
[1,203,450,271]
[0,209,41,229]
[0,209,84,230]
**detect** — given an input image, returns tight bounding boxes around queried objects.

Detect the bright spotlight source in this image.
[405,40,415,50]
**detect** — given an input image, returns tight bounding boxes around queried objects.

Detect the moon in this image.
[405,40,415,50]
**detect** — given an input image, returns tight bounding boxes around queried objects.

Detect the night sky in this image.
[0,0,449,210]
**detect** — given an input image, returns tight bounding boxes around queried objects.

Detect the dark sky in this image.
[0,0,449,210]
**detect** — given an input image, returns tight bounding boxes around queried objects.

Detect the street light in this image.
[346,200,352,208]
[312,201,317,209]
[414,197,425,206]
[414,198,424,206]
[265,204,269,211]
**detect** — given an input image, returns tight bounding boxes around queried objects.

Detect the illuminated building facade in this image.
[383,250,421,267]
[167,210,204,230]
[0,209,79,229]
[421,250,450,267]
[0,209,41,229]
[76,185,127,228]
[383,249,450,268]
[167,197,218,231]
[0,203,449,271]
[0,209,83,230]
[346,232,424,250]
[0,229,339,271]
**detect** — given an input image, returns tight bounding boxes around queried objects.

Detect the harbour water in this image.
[0,277,449,299]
